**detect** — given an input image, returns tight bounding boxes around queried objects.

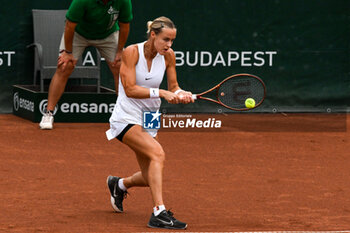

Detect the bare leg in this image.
[123,152,149,188]
[122,125,165,207]
[123,136,161,187]
[46,62,75,111]
[123,171,146,187]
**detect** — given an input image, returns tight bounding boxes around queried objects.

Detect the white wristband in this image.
[150,88,159,98]
[174,89,183,95]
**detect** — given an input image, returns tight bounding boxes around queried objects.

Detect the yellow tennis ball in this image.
[245,98,255,108]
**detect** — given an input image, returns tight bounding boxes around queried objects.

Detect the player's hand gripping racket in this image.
[192,73,266,111]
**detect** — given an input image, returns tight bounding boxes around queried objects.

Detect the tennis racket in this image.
[192,73,266,111]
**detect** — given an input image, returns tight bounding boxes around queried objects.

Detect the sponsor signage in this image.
[174,51,277,67]
[0,51,15,67]
[75,50,278,68]
[13,85,116,123]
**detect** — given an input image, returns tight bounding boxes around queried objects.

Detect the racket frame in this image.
[193,73,266,111]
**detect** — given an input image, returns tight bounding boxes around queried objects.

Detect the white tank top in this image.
[109,41,166,125]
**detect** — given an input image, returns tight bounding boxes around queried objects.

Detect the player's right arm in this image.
[120,45,180,103]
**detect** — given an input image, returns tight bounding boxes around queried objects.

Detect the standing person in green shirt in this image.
[39,0,133,130]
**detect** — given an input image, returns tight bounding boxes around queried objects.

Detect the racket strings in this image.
[218,76,265,109]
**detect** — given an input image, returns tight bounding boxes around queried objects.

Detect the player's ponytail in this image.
[146,21,153,35]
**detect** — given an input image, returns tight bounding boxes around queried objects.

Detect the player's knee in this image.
[151,147,165,164]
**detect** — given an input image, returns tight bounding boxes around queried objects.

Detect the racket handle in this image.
[192,94,197,100]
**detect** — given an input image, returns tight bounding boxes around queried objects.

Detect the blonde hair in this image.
[146,16,176,37]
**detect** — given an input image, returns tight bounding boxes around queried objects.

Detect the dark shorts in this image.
[116,124,135,142]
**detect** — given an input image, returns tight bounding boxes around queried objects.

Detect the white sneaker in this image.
[39,112,54,130]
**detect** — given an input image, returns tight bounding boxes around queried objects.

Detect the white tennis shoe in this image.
[39,112,54,130]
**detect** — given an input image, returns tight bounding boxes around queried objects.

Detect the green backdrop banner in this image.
[0,0,349,113]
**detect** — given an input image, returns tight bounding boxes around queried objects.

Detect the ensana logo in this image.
[39,99,58,115]
[13,92,19,111]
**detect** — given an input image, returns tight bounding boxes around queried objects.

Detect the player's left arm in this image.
[165,49,193,104]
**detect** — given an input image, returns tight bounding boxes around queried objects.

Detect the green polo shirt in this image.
[66,0,133,40]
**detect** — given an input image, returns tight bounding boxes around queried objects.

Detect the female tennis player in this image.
[106,16,192,230]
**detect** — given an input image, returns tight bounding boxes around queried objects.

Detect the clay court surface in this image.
[0,113,349,232]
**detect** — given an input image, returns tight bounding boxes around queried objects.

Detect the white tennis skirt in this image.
[106,122,158,141]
